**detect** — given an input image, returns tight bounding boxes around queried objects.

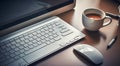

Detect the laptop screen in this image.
[0,0,74,30]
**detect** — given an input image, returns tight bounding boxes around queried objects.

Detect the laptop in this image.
[0,0,75,30]
[0,0,85,66]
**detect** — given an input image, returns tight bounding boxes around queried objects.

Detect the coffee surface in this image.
[86,13,102,20]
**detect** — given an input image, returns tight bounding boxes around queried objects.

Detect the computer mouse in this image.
[73,44,103,65]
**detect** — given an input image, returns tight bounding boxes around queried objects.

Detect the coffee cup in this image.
[82,8,112,31]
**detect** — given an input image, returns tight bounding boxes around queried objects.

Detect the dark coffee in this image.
[86,13,102,20]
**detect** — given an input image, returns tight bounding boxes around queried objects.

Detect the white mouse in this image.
[73,44,103,65]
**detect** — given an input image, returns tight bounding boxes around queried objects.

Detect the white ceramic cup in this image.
[82,8,112,31]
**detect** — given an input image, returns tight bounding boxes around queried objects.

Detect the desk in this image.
[1,0,120,66]
[31,0,120,66]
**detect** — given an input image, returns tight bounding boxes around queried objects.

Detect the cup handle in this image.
[103,16,112,27]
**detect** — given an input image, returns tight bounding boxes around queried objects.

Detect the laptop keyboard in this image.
[0,16,85,66]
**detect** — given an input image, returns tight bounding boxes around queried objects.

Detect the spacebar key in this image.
[23,43,61,64]
[7,59,28,66]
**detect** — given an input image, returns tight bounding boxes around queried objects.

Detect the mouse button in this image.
[75,44,91,49]
[84,51,103,64]
[73,46,85,52]
[79,47,95,53]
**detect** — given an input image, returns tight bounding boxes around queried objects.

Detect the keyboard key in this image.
[41,39,46,43]
[54,37,61,41]
[10,45,16,49]
[32,40,38,43]
[36,30,41,34]
[36,34,41,37]
[49,39,55,43]
[19,41,25,45]
[19,46,24,49]
[15,39,21,43]
[19,49,25,53]
[48,32,53,35]
[36,38,41,41]
[24,39,29,43]
[20,37,25,41]
[49,29,53,32]
[29,37,34,41]
[62,31,73,36]
[44,34,49,37]
[45,38,49,41]
[60,29,70,33]
[14,56,20,60]
[10,54,16,58]
[44,26,49,30]
[36,41,42,45]
[25,43,46,55]
[15,43,21,47]
[46,41,51,45]
[0,42,5,46]
[32,36,38,39]
[14,52,21,56]
[32,32,37,36]
[41,28,45,32]
[4,52,10,56]
[1,49,6,53]
[9,50,15,54]
[1,45,7,50]
[53,34,58,37]
[23,43,61,63]
[6,47,11,51]
[8,59,28,66]
[1,58,14,66]
[32,43,38,47]
[24,47,29,51]
[19,53,25,57]
[55,21,61,26]
[28,42,33,45]
[24,36,29,39]
[48,24,52,28]
[41,36,45,39]
[28,45,34,49]
[14,48,19,51]
[28,34,33,37]
[49,36,54,39]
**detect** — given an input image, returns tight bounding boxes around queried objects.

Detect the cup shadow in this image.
[82,29,106,44]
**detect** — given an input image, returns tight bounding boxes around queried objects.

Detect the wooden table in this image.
[31,0,120,66]
[1,0,120,66]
